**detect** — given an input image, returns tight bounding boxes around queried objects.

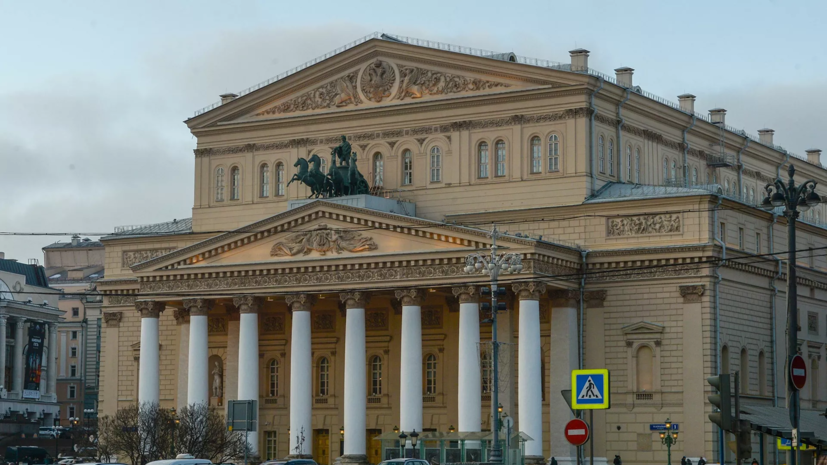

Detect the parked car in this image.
[5,446,51,464]
[261,460,318,465]
[146,454,213,465]
[38,427,60,439]
[378,459,430,465]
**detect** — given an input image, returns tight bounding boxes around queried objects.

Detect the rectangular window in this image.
[70,346,77,358]
[71,331,77,340]
[719,223,726,244]
[756,232,762,254]
[808,312,818,335]
[430,150,442,182]
[71,307,79,317]
[264,431,278,461]
[68,385,76,399]
[68,405,75,418]
[738,227,744,249]
[70,365,77,377]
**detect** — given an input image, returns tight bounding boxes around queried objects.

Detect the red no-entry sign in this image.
[565,418,590,446]
[791,354,807,391]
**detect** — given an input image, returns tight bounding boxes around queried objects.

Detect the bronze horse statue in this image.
[287,154,327,198]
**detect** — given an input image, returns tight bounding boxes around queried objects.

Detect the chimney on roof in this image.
[220,93,238,104]
[569,48,590,72]
[614,67,634,88]
[678,94,696,113]
[806,148,822,166]
[709,108,727,125]
[758,128,775,146]
[71,235,80,246]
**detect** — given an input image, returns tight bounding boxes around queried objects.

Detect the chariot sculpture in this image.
[287,135,370,198]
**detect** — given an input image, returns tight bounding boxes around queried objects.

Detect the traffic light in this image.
[736,420,752,459]
[480,287,508,313]
[708,374,732,431]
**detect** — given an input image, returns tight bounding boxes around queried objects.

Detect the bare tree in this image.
[174,403,248,463]
[96,403,174,465]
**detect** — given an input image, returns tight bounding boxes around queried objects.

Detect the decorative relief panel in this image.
[607,214,681,237]
[312,311,336,332]
[395,65,509,100]
[122,248,176,268]
[360,60,396,103]
[103,312,122,327]
[365,310,388,331]
[421,306,443,329]
[108,295,136,306]
[208,317,227,334]
[262,314,285,333]
[270,224,377,257]
[257,72,361,116]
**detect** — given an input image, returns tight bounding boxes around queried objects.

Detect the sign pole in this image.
[589,410,594,465]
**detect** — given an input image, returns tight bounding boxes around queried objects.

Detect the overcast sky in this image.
[1,0,825,263]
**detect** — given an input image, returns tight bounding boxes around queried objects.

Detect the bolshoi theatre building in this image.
[96,33,827,465]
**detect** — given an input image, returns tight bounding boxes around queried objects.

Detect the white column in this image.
[235,296,261,454]
[47,323,58,399]
[10,317,25,399]
[185,298,213,407]
[549,291,579,465]
[514,283,546,461]
[0,316,7,391]
[225,311,240,415]
[286,294,314,457]
[453,286,481,434]
[341,292,369,462]
[137,301,164,406]
[396,289,423,440]
[175,310,190,410]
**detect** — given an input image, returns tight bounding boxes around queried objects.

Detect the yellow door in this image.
[314,429,330,465]
[366,429,382,465]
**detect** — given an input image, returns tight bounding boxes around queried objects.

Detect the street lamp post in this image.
[410,430,419,459]
[69,417,79,456]
[659,419,679,465]
[464,225,523,464]
[54,416,60,459]
[398,432,408,458]
[169,407,179,458]
[761,164,822,465]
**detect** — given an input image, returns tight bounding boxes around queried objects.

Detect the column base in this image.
[524,456,546,465]
[339,454,368,465]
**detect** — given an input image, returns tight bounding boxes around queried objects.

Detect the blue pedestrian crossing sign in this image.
[571,369,610,410]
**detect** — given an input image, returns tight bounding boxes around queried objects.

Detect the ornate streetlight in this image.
[760,164,822,465]
[398,431,408,458]
[464,225,522,463]
[659,419,678,465]
[169,407,179,458]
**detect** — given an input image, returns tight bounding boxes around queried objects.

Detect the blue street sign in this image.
[649,424,679,431]
[571,369,610,409]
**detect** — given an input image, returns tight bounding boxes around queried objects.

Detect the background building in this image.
[96,33,826,465]
[43,236,104,421]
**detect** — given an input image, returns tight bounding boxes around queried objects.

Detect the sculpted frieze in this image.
[269,224,378,257]
[208,317,227,334]
[262,315,285,333]
[395,65,509,100]
[365,310,388,331]
[361,60,396,103]
[108,295,136,306]
[607,214,681,237]
[122,248,176,268]
[588,264,701,282]
[257,71,361,116]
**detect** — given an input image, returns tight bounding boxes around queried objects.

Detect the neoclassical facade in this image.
[97,33,827,465]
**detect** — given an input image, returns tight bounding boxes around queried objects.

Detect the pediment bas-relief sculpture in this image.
[270,223,378,257]
[255,59,514,117]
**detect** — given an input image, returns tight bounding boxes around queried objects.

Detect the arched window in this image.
[318,357,329,397]
[268,359,279,397]
[636,345,654,391]
[319,156,327,175]
[706,172,711,184]
[598,136,605,173]
[635,148,641,183]
[549,135,560,172]
[230,166,240,200]
[662,157,668,181]
[712,172,718,184]
[430,147,442,182]
[758,351,767,396]
[215,167,225,202]
[722,345,730,376]
[276,163,285,196]
[373,153,384,187]
[692,167,698,186]
[481,351,492,394]
[370,356,382,396]
[743,186,747,201]
[626,145,632,181]
[725,179,731,196]
[608,139,614,176]
[670,159,677,181]
[750,187,755,205]
[478,142,489,178]
[530,137,542,173]
[424,354,437,395]
[495,141,506,177]
[402,150,413,185]
[260,164,270,197]
[740,348,749,394]
[816,210,821,224]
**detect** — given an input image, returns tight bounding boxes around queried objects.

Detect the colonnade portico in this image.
[133,280,586,463]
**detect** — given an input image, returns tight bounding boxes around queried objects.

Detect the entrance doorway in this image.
[313,429,330,465]
[366,429,382,465]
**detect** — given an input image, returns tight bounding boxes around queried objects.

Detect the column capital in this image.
[183,298,214,316]
[513,282,547,301]
[451,286,479,304]
[173,308,190,325]
[285,293,316,312]
[679,284,706,303]
[584,290,608,308]
[339,292,370,309]
[394,289,423,306]
[103,311,123,327]
[136,301,165,318]
[232,296,262,314]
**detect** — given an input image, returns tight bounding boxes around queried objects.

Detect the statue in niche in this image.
[211,359,223,399]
